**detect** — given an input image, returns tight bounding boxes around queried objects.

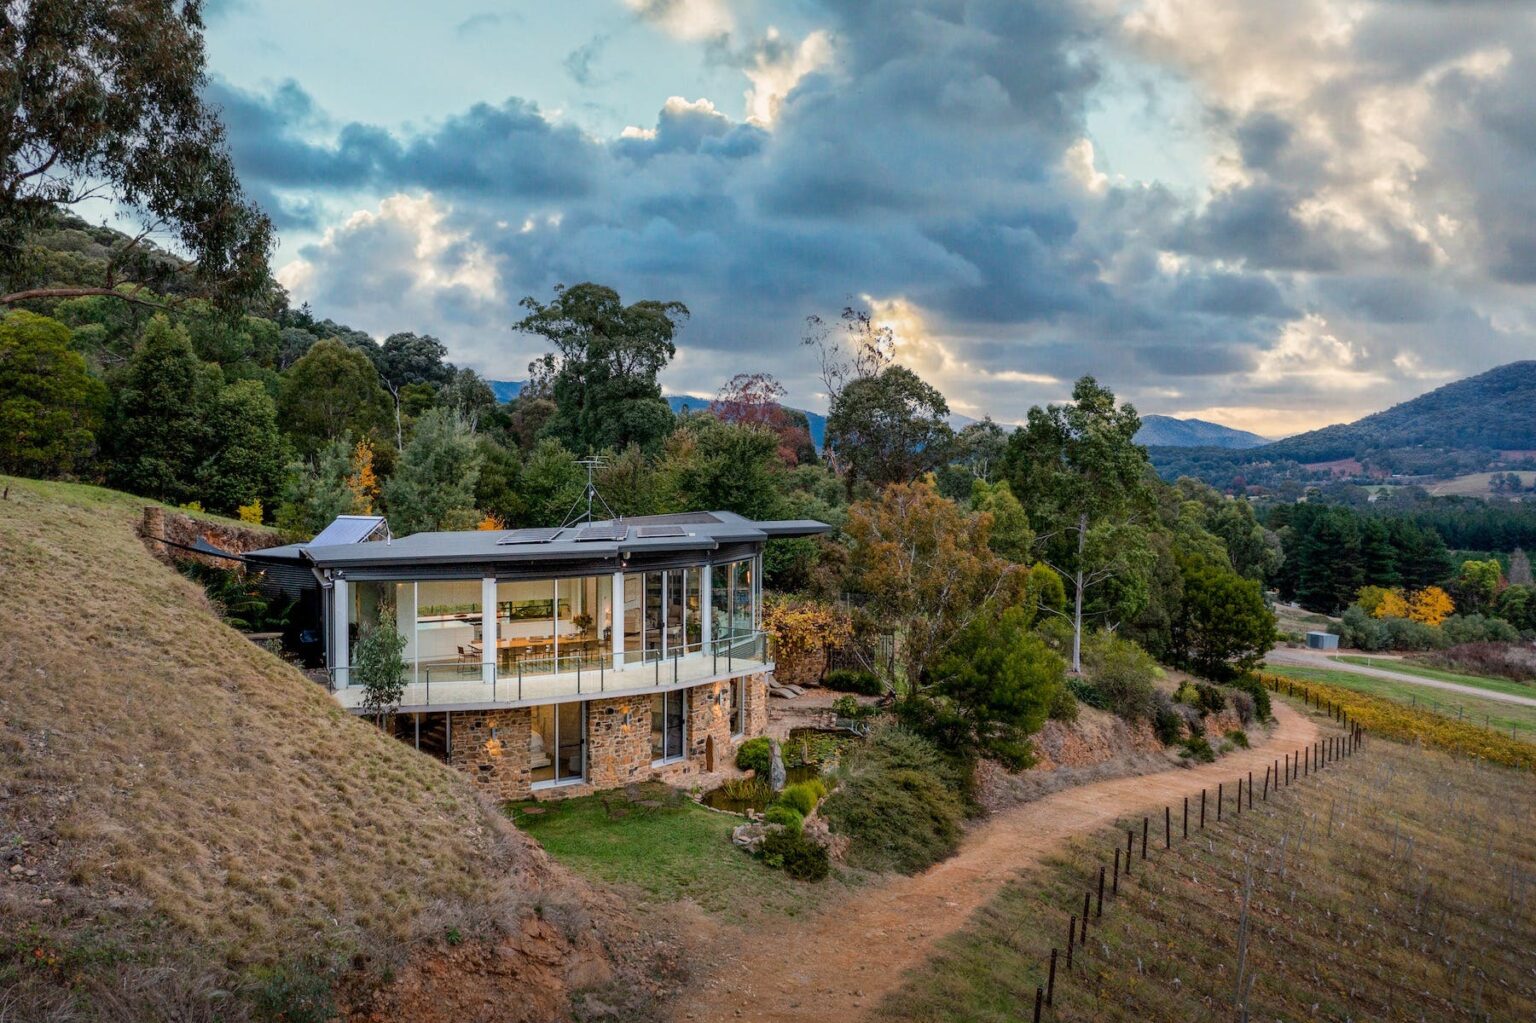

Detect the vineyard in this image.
[882,703,1536,1022]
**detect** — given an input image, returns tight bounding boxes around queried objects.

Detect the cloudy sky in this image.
[201,0,1536,435]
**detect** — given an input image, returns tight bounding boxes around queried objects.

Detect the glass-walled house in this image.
[248,510,826,798]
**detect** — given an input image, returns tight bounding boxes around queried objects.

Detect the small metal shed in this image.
[1305,631,1340,650]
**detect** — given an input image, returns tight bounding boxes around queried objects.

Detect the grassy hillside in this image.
[0,477,554,1015]
[882,706,1536,1022]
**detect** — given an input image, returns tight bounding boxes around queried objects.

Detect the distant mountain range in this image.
[1134,415,1269,449]
[490,380,1268,452]
[1148,361,1536,487]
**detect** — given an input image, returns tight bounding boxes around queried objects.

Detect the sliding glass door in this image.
[531,702,585,787]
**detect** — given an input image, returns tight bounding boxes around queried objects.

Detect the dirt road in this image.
[681,702,1321,1023]
[1266,646,1536,708]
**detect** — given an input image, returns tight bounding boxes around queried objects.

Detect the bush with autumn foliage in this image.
[763,596,856,685]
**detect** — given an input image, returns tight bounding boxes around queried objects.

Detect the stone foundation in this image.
[446,708,532,801]
[443,671,774,801]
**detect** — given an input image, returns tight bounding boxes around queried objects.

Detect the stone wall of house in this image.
[585,695,655,789]
[447,708,532,801]
[440,670,776,801]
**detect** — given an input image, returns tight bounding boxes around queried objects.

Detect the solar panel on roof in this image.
[497,527,563,545]
[636,525,686,538]
[308,515,387,547]
[575,524,626,541]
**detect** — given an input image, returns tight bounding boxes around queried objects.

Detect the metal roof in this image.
[245,509,832,573]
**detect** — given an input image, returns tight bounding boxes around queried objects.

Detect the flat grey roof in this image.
[246,509,831,572]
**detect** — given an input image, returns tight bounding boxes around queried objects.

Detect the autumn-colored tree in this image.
[763,596,854,683]
[346,439,379,514]
[1407,586,1454,626]
[709,371,814,466]
[237,500,263,525]
[845,477,1023,693]
[1375,589,1410,619]
[477,512,507,531]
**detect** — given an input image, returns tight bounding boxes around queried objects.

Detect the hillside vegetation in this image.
[1151,361,1536,486]
[882,712,1536,1022]
[0,477,565,1016]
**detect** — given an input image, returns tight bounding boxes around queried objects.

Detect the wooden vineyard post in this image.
[1113,847,1120,896]
[1165,805,1172,849]
[1142,816,1149,859]
[1200,789,1206,829]
[1248,771,1254,807]
[1047,949,1058,1007]
[1217,782,1223,822]
[1097,865,1105,918]
[1125,830,1134,876]
[1034,985,1043,1023]
[1081,892,1090,942]
[1263,764,1270,800]
[1067,915,1076,970]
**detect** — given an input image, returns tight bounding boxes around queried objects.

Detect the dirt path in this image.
[681,703,1320,1023]
[1267,647,1536,708]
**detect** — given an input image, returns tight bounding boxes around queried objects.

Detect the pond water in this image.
[701,764,822,814]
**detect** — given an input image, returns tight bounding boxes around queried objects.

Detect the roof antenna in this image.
[561,455,619,528]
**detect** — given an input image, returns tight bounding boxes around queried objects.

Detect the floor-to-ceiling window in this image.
[531,702,585,786]
[650,689,687,762]
[415,580,482,682]
[347,580,414,685]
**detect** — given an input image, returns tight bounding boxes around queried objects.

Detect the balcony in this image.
[329,632,770,712]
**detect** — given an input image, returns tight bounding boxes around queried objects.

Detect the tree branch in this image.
[0,286,169,308]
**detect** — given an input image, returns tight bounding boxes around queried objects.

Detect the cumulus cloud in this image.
[220,0,1536,432]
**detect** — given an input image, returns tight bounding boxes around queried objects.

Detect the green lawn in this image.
[1332,654,1536,699]
[1265,663,1536,737]
[508,783,852,924]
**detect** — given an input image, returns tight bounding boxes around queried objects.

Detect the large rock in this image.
[731,822,768,853]
[768,738,787,791]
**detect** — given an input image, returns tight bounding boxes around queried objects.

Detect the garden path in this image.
[680,701,1320,1023]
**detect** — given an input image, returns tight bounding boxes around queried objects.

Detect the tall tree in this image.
[195,379,285,513]
[800,305,895,406]
[1,0,273,309]
[105,314,218,502]
[0,309,106,476]
[278,338,391,456]
[515,282,686,454]
[825,365,953,487]
[383,408,483,534]
[1003,376,1155,672]
[1171,555,1277,680]
[376,331,452,388]
[845,478,1023,691]
[275,439,366,539]
[660,416,785,521]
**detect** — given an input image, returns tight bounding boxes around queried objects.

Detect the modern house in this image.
[247,510,830,799]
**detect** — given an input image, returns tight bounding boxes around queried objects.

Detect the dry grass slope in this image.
[882,716,1536,1022]
[0,478,544,995]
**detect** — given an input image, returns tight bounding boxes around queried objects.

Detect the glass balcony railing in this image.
[328,631,769,710]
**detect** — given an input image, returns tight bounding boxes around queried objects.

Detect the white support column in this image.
[331,575,349,686]
[612,570,625,670]
[701,564,713,648]
[481,577,496,684]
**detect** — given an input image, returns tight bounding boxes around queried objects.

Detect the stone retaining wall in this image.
[141,505,284,570]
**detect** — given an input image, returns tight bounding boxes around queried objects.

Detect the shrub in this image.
[1441,613,1520,646]
[1066,676,1108,710]
[825,668,883,695]
[1226,675,1273,722]
[1151,693,1184,745]
[1192,682,1227,716]
[1081,632,1159,722]
[776,781,820,817]
[833,694,877,721]
[1230,691,1255,725]
[736,736,773,775]
[247,961,336,1023]
[1180,736,1216,763]
[762,804,804,832]
[1225,729,1250,749]
[1173,681,1199,705]
[761,827,830,882]
[819,728,967,874]
[1047,683,1079,722]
